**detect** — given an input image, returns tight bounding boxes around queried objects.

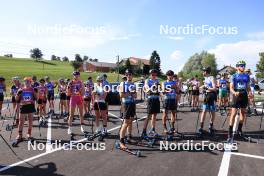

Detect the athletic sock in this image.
[171,122,175,129]
[200,122,204,129]
[228,126,233,137]
[209,122,213,129]
[120,138,125,144]
[238,123,243,132]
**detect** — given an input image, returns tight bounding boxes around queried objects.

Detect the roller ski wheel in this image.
[6,124,13,131]
[12,138,23,147]
[27,137,35,144]
[115,141,142,157]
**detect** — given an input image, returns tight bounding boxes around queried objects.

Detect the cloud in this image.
[170,50,183,60]
[247,32,264,40]
[166,36,184,40]
[208,40,264,70]
[110,33,141,41]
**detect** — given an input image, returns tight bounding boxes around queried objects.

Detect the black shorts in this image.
[231,91,248,109]
[204,92,216,106]
[20,104,36,114]
[60,93,67,100]
[48,93,54,101]
[147,98,160,114]
[84,97,91,102]
[37,99,46,105]
[164,98,177,111]
[122,102,136,119]
[12,96,16,103]
[192,90,199,96]
[0,94,3,102]
[66,96,71,100]
[94,102,107,111]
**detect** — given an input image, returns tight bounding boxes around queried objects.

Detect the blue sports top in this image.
[231,73,249,90]
[163,80,177,99]
[121,81,136,103]
[45,82,55,94]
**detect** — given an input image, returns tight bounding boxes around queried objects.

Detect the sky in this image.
[0,0,263,72]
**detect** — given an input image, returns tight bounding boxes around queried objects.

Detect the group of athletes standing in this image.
[0,59,259,147]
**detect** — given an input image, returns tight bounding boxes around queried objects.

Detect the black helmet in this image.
[103,74,107,78]
[88,76,92,80]
[202,67,211,74]
[125,69,132,75]
[0,76,5,82]
[39,78,45,83]
[73,71,80,76]
[166,70,174,76]
[149,69,158,74]
[32,75,37,81]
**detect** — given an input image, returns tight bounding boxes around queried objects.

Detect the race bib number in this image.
[237,82,246,89]
[22,92,32,102]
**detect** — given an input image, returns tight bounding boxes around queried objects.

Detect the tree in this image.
[256,52,264,78]
[125,59,131,70]
[51,55,57,61]
[30,48,43,60]
[93,58,98,62]
[83,55,89,61]
[89,58,93,62]
[75,54,83,62]
[4,54,13,58]
[149,50,161,75]
[201,52,217,76]
[62,56,69,62]
[70,61,82,71]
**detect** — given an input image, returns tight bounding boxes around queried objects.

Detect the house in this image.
[119,57,150,71]
[81,61,117,72]
[217,65,236,75]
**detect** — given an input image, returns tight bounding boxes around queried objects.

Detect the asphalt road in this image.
[0,97,264,176]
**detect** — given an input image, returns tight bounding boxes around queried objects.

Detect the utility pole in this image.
[117,55,120,82]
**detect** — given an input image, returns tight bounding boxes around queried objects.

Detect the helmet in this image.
[32,75,37,81]
[202,67,211,73]
[88,77,92,80]
[0,76,5,82]
[125,69,132,75]
[58,78,64,83]
[24,77,32,82]
[44,76,49,80]
[103,74,107,78]
[166,70,174,76]
[149,69,158,74]
[39,78,45,83]
[96,75,103,81]
[72,71,80,76]
[12,76,19,81]
[236,60,246,67]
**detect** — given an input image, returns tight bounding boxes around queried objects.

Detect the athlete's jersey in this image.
[37,85,47,99]
[163,80,177,99]
[45,82,55,94]
[94,83,106,102]
[20,87,35,104]
[231,73,250,91]
[146,79,159,96]
[68,80,83,96]
[32,82,39,89]
[190,79,200,90]
[10,83,22,96]
[249,74,256,88]
[219,79,227,90]
[204,76,215,92]
[58,85,67,94]
[84,81,93,97]
[121,81,136,103]
[0,83,6,94]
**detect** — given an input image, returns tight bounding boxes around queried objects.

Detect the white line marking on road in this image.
[231,152,264,160]
[108,112,122,121]
[46,116,52,152]
[218,145,232,176]
[0,115,147,172]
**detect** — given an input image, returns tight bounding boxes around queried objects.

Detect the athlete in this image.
[0,76,6,118]
[10,76,22,125]
[246,69,257,115]
[190,75,200,112]
[65,78,71,116]
[198,67,217,137]
[119,69,136,149]
[58,78,67,117]
[102,74,110,118]
[141,69,160,137]
[227,60,252,142]
[217,73,229,114]
[14,77,38,142]
[44,76,57,114]
[31,75,39,88]
[162,70,178,134]
[37,79,48,125]
[84,77,93,116]
[67,71,85,135]
[92,75,108,135]
[177,77,183,106]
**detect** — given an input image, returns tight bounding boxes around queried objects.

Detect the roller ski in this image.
[39,117,48,127]
[164,129,174,141]
[115,141,142,157]
[236,131,253,143]
[6,124,15,131]
[11,137,34,147]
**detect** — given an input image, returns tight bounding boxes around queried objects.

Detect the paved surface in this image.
[0,97,264,176]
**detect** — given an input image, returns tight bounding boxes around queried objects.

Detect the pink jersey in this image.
[191,80,200,90]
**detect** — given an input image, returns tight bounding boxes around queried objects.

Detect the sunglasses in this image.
[126,73,132,76]
[151,74,157,76]
[238,64,245,68]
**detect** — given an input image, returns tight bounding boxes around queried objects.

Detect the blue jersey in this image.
[204,76,214,89]
[45,82,55,94]
[146,79,159,97]
[0,84,5,94]
[121,81,136,103]
[32,82,39,88]
[219,79,227,90]
[231,73,249,90]
[163,80,177,99]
